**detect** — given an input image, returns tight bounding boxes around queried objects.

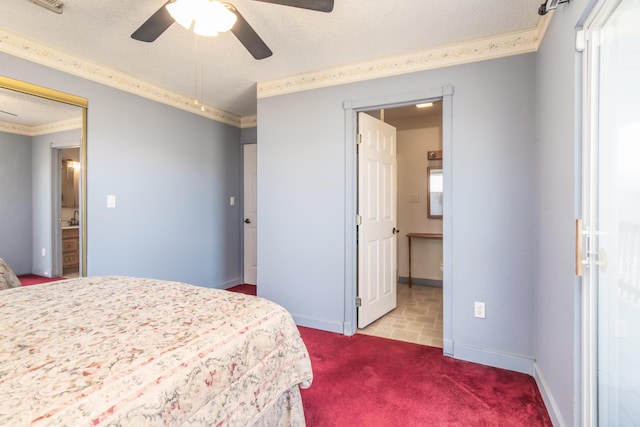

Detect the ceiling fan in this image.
[131,0,334,60]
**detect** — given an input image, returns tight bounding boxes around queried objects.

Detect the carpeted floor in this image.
[298,327,552,427]
[226,283,257,295]
[18,274,65,286]
[224,284,551,426]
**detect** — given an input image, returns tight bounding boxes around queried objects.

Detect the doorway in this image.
[356,102,445,347]
[56,146,81,278]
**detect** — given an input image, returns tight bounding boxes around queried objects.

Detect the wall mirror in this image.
[61,156,80,208]
[0,76,88,276]
[427,166,443,218]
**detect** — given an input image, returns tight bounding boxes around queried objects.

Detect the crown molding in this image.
[258,17,552,99]
[0,121,31,136]
[0,116,82,136]
[0,28,242,128]
[1,14,552,126]
[241,115,257,128]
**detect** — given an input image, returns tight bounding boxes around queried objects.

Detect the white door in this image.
[582,0,640,424]
[243,144,257,285]
[357,112,398,328]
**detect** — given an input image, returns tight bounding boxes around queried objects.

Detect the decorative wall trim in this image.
[241,115,257,128]
[31,116,82,136]
[0,28,242,128]
[0,14,552,126]
[258,16,552,99]
[0,116,82,136]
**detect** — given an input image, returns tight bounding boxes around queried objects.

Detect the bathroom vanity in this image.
[62,227,79,275]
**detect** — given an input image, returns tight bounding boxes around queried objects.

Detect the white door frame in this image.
[343,86,454,355]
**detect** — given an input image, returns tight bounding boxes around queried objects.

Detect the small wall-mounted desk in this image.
[407,232,443,288]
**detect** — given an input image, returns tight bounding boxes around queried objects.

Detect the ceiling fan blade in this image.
[229,6,273,60]
[131,1,175,42]
[253,0,334,12]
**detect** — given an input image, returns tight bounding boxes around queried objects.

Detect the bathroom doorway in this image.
[54,146,81,278]
[357,102,444,347]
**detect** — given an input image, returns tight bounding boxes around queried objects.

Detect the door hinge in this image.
[356,134,362,145]
[356,297,362,307]
[356,215,362,226]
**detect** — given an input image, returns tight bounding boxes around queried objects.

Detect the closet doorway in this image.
[357,102,444,348]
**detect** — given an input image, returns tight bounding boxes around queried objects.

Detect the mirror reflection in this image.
[427,166,443,218]
[0,77,87,278]
[61,150,80,210]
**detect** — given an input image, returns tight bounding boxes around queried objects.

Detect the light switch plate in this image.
[107,195,116,208]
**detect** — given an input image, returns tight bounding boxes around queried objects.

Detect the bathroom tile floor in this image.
[358,282,443,348]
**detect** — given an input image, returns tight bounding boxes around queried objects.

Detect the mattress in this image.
[0,276,313,426]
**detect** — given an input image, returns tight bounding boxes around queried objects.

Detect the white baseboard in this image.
[220,277,242,289]
[534,363,567,427]
[443,339,454,356]
[292,314,344,334]
[454,343,535,375]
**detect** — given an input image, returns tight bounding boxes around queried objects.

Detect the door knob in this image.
[244,218,251,224]
[392,227,400,234]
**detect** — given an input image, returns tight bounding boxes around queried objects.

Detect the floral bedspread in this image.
[0,276,313,426]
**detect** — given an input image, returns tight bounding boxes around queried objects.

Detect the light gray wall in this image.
[534,1,591,425]
[0,131,32,274]
[257,54,537,372]
[2,52,243,288]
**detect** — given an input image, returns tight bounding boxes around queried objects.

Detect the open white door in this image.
[357,112,398,328]
[243,144,257,285]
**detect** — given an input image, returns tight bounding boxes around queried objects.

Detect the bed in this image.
[0,276,313,426]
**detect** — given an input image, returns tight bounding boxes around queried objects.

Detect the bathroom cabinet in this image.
[62,228,79,274]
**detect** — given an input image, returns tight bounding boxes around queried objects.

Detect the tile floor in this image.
[358,282,443,348]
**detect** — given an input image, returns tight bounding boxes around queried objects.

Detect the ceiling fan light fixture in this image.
[166,0,237,36]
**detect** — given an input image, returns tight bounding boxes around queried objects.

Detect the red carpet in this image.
[298,327,552,427]
[226,283,257,295]
[18,274,65,286]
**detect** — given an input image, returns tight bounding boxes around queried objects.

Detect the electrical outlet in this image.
[474,301,486,319]
[41,248,46,257]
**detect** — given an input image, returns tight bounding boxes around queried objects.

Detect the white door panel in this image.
[358,112,397,328]
[243,144,257,285]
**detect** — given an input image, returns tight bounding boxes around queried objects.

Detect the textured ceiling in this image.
[0,87,81,126]
[0,0,543,119]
